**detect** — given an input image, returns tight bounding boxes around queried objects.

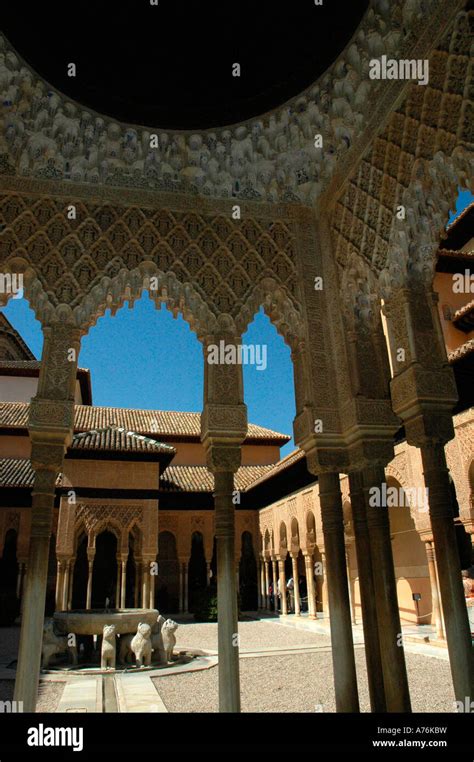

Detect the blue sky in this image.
[2,189,472,457]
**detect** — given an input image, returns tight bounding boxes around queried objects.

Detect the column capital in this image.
[206,445,242,474]
[201,403,247,446]
[30,441,68,473]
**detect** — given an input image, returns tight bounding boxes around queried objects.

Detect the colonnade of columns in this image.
[11,285,473,716]
[258,552,319,618]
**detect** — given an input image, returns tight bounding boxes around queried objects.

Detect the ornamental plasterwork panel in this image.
[0,190,303,343]
[331,8,473,292]
[0,1,462,205]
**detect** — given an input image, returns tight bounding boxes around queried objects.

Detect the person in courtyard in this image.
[287,576,294,613]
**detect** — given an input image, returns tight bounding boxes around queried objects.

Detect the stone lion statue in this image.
[150,614,167,663]
[131,622,152,668]
[100,624,116,670]
[161,619,178,663]
[41,618,77,669]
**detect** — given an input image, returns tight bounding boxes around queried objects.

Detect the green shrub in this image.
[192,588,243,622]
[193,588,218,622]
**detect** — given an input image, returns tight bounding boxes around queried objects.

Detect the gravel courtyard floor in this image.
[153,619,456,713]
[0,618,456,713]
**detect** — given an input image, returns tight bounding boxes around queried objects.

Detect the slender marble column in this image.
[55,560,65,611]
[362,464,411,712]
[319,472,360,712]
[62,559,70,611]
[321,551,329,616]
[184,563,189,613]
[258,560,264,608]
[214,469,241,712]
[271,558,278,612]
[178,562,184,612]
[86,557,94,610]
[420,443,474,702]
[346,547,356,624]
[425,541,444,640]
[264,560,270,610]
[142,562,150,609]
[278,558,288,615]
[349,470,386,712]
[115,559,121,609]
[14,325,80,711]
[67,558,75,610]
[14,469,58,711]
[121,559,127,609]
[304,553,317,619]
[291,554,301,616]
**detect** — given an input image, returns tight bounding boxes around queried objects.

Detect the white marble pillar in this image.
[55,560,65,611]
[184,563,189,613]
[271,557,278,612]
[61,560,70,611]
[264,559,270,609]
[121,558,127,609]
[291,554,301,616]
[67,559,75,610]
[86,559,94,610]
[278,558,288,616]
[426,540,445,639]
[304,553,317,619]
[179,562,184,612]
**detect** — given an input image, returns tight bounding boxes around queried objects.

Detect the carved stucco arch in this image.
[278,520,288,557]
[304,508,317,554]
[290,516,300,554]
[235,276,304,349]
[89,519,124,554]
[380,147,473,299]
[384,463,425,527]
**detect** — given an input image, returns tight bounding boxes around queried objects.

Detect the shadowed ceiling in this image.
[2,0,369,129]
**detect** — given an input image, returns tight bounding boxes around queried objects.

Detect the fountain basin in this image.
[54,608,159,636]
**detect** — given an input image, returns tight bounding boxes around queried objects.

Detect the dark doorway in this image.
[156,531,179,614]
[188,531,207,612]
[71,534,88,610]
[0,529,18,594]
[91,531,117,609]
[240,531,258,610]
[125,534,136,609]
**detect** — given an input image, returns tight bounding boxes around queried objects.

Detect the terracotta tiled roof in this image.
[160,464,273,492]
[0,402,290,443]
[71,426,176,455]
[448,339,474,363]
[0,457,273,492]
[244,448,306,490]
[0,458,60,488]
